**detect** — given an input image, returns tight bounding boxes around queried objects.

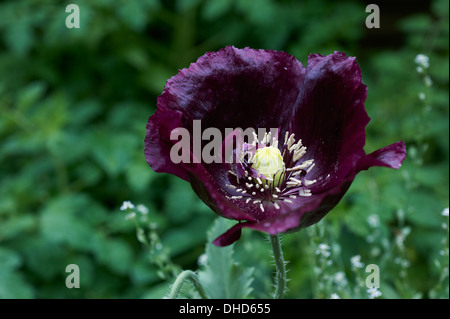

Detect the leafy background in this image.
[0,0,448,299]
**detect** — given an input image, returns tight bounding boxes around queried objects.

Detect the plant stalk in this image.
[270,234,287,299]
[168,270,208,299]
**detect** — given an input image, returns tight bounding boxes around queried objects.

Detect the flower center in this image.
[252,146,284,180]
[226,131,317,213]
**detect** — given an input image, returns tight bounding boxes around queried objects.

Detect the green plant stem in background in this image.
[270,235,287,299]
[168,270,208,299]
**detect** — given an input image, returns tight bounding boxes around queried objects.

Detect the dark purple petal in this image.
[145,46,306,182]
[188,168,257,222]
[145,109,190,181]
[291,52,369,190]
[212,222,249,246]
[357,141,407,171]
[168,46,305,133]
[213,181,352,246]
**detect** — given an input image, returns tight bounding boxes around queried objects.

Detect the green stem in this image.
[270,234,287,299]
[168,270,208,299]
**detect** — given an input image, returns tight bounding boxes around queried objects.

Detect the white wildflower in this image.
[367,287,382,299]
[442,208,449,217]
[120,200,135,211]
[395,227,410,248]
[315,243,331,258]
[418,92,426,101]
[136,204,149,215]
[401,259,411,268]
[367,214,380,228]
[351,255,364,269]
[330,293,340,299]
[333,271,348,287]
[415,54,430,68]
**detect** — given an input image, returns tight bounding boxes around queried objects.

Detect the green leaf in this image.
[20,237,66,281]
[162,216,211,256]
[176,0,202,12]
[198,218,254,299]
[126,156,155,192]
[3,18,34,55]
[16,81,46,112]
[164,178,197,222]
[0,214,35,241]
[95,238,134,275]
[39,194,105,252]
[0,270,34,298]
[0,247,22,271]
[0,237,36,300]
[91,129,139,177]
[202,0,234,20]
[406,192,444,228]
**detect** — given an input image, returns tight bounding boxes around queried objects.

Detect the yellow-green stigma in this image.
[252,146,285,185]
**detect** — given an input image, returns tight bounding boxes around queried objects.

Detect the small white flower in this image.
[415,54,430,68]
[367,287,382,299]
[136,204,149,215]
[330,293,340,299]
[395,227,410,248]
[442,208,449,217]
[395,236,404,248]
[333,271,348,287]
[120,200,135,211]
[395,232,406,248]
[424,75,433,87]
[367,214,380,228]
[351,255,364,269]
[416,66,424,74]
[401,259,411,268]
[315,243,331,258]
[418,92,426,101]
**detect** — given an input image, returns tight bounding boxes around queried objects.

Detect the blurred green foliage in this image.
[0,0,448,298]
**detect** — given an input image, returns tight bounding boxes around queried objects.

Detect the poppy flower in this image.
[145,46,406,246]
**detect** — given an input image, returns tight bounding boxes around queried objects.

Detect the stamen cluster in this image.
[227,131,316,212]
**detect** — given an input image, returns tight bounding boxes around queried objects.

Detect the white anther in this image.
[304,179,316,186]
[298,188,312,197]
